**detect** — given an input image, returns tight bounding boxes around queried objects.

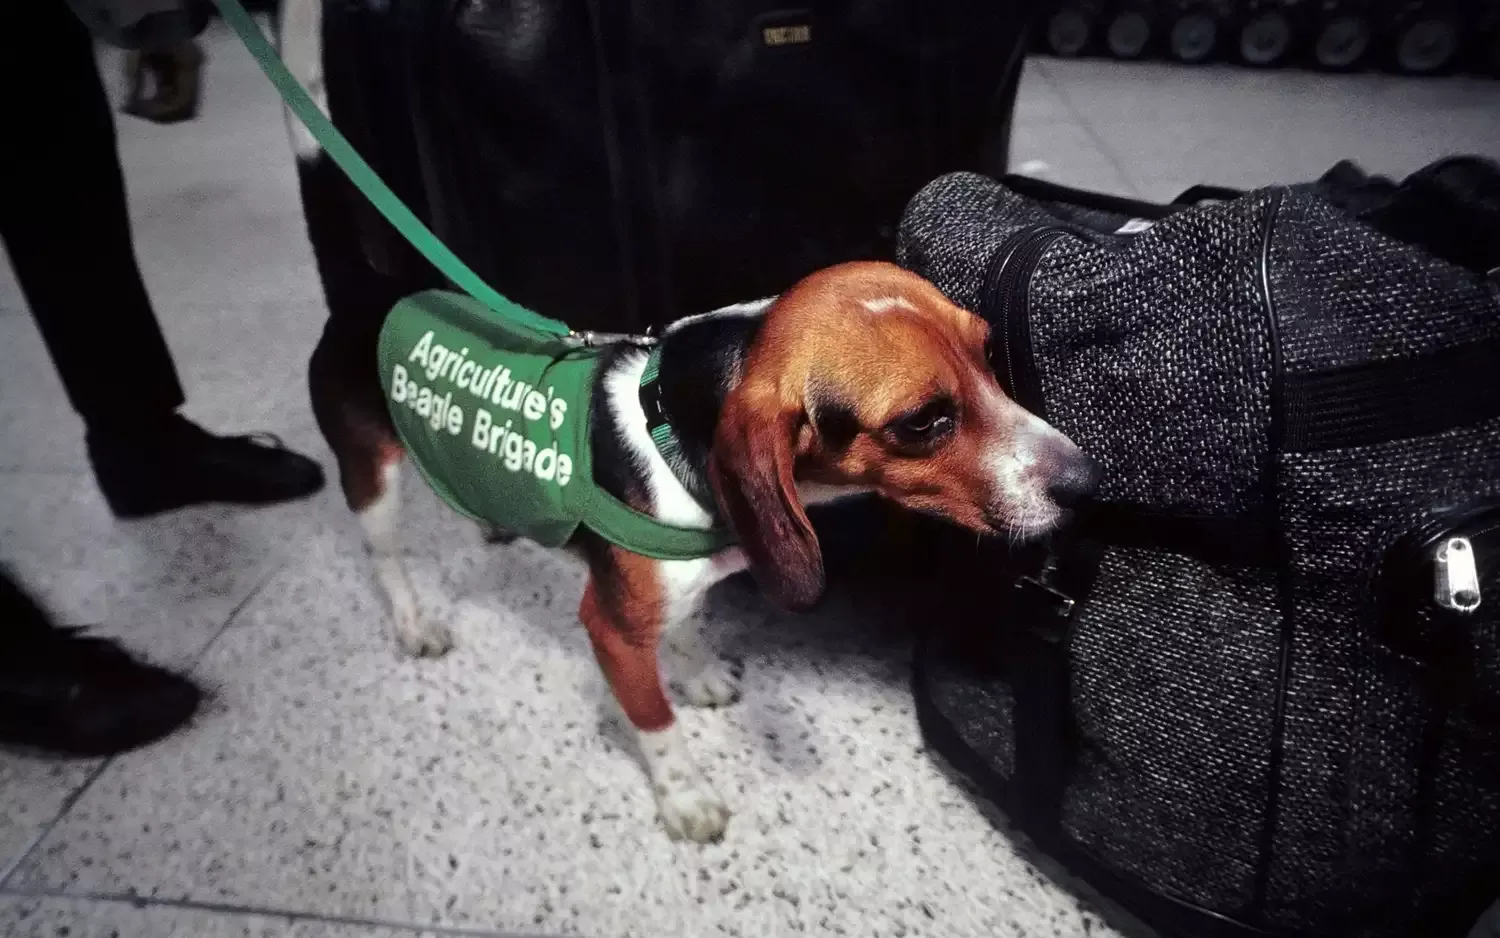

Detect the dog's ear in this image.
[709,383,824,612]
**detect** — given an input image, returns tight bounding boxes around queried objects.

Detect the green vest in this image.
[377,291,734,560]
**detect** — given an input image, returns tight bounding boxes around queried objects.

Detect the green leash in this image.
[211,0,736,560]
[210,0,570,345]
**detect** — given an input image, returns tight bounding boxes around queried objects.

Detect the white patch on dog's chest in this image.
[659,549,749,625]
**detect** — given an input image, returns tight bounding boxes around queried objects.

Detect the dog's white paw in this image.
[677,662,741,708]
[638,723,731,843]
[656,777,731,843]
[394,617,454,658]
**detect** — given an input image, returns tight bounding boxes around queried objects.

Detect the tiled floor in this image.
[2,20,1498,938]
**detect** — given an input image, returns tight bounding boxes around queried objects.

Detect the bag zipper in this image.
[1426,510,1498,615]
[982,225,1072,418]
[1378,502,1500,660]
[1435,536,1483,613]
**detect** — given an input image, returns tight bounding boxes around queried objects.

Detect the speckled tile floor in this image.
[2,19,1498,938]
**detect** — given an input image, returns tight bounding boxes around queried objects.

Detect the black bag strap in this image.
[998,175,1251,227]
[1001,173,1181,220]
[1004,535,1106,830]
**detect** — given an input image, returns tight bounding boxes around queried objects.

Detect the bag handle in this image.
[1001,174,1180,220]
[1001,174,1248,220]
[1171,183,1246,206]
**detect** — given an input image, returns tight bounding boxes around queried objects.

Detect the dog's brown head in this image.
[708,261,1098,611]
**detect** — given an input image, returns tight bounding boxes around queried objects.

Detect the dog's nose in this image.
[1046,452,1101,509]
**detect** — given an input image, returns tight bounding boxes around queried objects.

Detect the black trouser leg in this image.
[0,1,185,430]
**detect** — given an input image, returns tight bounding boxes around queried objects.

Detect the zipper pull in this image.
[1434,537,1482,613]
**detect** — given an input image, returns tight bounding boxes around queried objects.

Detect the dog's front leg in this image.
[354,459,453,657]
[580,576,730,843]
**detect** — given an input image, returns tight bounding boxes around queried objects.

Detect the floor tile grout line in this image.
[1029,54,1063,92]
[185,552,289,662]
[0,556,284,892]
[0,887,573,938]
[0,760,113,891]
[1040,63,1147,199]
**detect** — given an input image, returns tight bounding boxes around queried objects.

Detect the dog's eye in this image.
[889,399,956,447]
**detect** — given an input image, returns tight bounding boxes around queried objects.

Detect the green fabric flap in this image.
[378,291,735,559]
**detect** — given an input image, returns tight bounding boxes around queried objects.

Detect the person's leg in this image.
[0,0,185,426]
[0,566,202,756]
[0,1,324,517]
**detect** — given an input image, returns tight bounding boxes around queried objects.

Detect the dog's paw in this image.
[394,617,454,658]
[677,661,742,708]
[657,779,731,843]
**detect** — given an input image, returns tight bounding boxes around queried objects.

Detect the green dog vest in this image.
[377,291,734,560]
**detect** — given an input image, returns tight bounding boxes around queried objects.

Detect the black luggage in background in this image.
[896,157,1500,938]
[312,0,1036,335]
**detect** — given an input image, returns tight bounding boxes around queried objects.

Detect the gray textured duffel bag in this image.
[897,158,1500,938]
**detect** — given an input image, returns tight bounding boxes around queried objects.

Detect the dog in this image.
[279,0,1098,843]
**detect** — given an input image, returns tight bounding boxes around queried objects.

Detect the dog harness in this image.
[378,291,734,560]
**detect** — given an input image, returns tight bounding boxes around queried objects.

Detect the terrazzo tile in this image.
[0,759,99,884]
[1011,59,1077,128]
[1006,121,1137,197]
[10,523,1121,938]
[0,264,21,318]
[0,469,292,668]
[1041,59,1500,196]
[0,316,86,473]
[0,895,449,938]
[0,298,327,477]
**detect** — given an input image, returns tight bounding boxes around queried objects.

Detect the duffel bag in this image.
[896,157,1500,938]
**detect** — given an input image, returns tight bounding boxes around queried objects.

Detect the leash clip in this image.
[1013,575,1076,645]
[567,329,659,349]
[1016,575,1076,615]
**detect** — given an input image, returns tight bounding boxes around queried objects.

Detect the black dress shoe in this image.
[0,571,202,757]
[87,414,325,519]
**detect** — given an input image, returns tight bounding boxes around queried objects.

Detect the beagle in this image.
[280,0,1097,844]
